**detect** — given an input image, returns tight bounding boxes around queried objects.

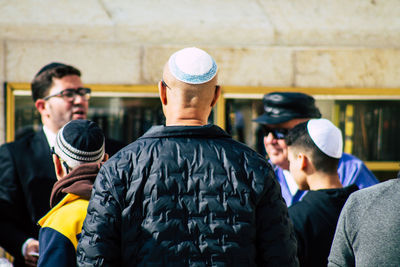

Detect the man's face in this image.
[41,75,88,132]
[263,118,309,170]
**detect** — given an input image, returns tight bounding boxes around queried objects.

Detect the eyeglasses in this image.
[43,87,91,101]
[161,80,171,89]
[262,126,289,139]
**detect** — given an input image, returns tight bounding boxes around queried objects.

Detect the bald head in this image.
[163,63,218,105]
[159,48,220,126]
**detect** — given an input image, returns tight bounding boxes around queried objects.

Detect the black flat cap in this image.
[253,92,321,125]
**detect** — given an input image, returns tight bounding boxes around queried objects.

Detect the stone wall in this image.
[1,0,400,143]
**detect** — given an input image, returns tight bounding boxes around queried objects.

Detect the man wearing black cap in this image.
[254,92,378,206]
[0,63,123,266]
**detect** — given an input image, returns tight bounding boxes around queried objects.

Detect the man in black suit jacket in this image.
[0,63,124,267]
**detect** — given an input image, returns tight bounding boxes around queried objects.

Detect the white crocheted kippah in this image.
[168,47,217,84]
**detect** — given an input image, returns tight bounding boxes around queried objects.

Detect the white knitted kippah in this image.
[168,47,217,84]
[307,118,343,159]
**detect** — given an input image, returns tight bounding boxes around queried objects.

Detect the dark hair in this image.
[285,121,339,174]
[31,62,81,102]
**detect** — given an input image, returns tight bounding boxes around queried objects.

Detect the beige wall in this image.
[1,0,400,143]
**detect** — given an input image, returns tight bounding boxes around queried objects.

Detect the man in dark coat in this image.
[0,63,124,267]
[77,47,299,266]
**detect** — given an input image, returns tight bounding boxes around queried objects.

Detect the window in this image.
[219,87,400,181]
[7,83,164,144]
[6,83,400,180]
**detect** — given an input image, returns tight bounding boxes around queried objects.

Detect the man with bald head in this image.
[77,47,299,266]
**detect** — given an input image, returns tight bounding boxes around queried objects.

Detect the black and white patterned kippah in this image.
[54,119,105,168]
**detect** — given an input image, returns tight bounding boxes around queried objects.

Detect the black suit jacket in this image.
[0,130,55,266]
[0,128,125,266]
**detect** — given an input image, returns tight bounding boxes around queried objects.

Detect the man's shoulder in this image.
[135,125,256,153]
[289,190,335,217]
[1,130,44,152]
[41,196,88,230]
[288,200,309,214]
[339,180,398,218]
[288,197,314,226]
[340,179,400,228]
[338,153,378,186]
[350,179,400,200]
[340,153,362,163]
[107,128,269,171]
[119,131,260,156]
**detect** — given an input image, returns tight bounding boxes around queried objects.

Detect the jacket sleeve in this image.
[38,227,76,267]
[0,144,30,259]
[328,195,356,267]
[76,163,123,267]
[255,165,299,266]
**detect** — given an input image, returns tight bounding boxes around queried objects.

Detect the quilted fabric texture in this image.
[77,125,298,267]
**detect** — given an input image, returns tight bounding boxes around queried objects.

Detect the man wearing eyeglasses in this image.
[0,62,123,267]
[254,92,379,207]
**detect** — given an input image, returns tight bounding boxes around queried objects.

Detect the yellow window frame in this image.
[6,82,400,172]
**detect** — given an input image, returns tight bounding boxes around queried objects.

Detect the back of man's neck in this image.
[166,118,207,126]
[308,173,343,191]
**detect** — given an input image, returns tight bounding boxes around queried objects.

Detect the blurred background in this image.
[1,0,399,181]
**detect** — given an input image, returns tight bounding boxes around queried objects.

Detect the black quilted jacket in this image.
[77,125,298,267]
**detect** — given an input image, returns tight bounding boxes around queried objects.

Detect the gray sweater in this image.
[328,178,400,267]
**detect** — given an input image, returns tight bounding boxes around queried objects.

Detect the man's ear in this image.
[52,154,65,179]
[158,81,167,105]
[35,99,47,114]
[298,153,308,170]
[210,85,221,107]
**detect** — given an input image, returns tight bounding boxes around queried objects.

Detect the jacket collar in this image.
[50,163,101,208]
[139,124,231,139]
